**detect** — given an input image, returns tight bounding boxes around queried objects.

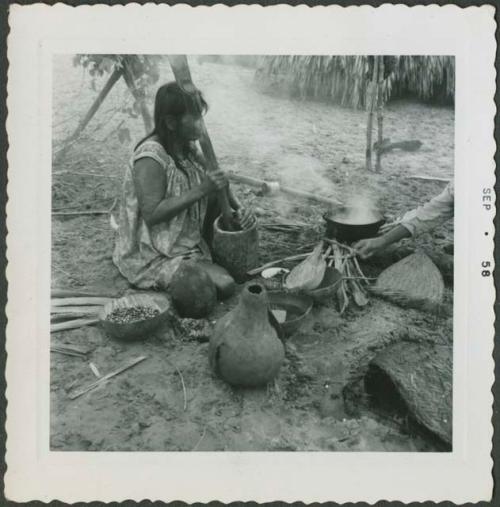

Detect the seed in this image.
[106,305,160,324]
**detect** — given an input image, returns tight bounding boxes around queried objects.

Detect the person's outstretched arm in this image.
[354,224,411,259]
[354,182,454,259]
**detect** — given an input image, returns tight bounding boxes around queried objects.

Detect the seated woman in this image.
[113,82,254,296]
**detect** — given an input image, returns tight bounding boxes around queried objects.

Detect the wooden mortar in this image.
[212,216,259,282]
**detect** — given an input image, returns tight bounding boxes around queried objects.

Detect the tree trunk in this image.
[122,57,153,133]
[375,56,385,173]
[365,59,379,172]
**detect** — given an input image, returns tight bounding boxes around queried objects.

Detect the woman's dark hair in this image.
[134,81,208,155]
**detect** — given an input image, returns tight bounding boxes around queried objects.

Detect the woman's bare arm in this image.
[191,144,255,229]
[133,158,212,226]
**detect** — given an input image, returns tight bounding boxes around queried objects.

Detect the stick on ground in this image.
[51,305,104,314]
[192,426,207,451]
[52,288,119,299]
[51,297,112,307]
[52,210,112,216]
[50,347,88,359]
[52,344,89,354]
[89,362,101,378]
[407,175,450,183]
[68,356,147,400]
[172,363,188,411]
[51,317,100,333]
[51,312,100,323]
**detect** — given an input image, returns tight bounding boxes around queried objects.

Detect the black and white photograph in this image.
[50,53,455,452]
[5,4,495,504]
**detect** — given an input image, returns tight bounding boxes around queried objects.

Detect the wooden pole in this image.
[69,68,123,142]
[167,55,235,231]
[366,57,379,172]
[375,56,385,173]
[407,175,450,183]
[122,57,154,133]
[54,67,123,164]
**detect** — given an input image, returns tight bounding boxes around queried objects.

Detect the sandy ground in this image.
[51,57,454,452]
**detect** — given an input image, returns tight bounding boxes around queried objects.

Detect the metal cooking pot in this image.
[323,207,385,243]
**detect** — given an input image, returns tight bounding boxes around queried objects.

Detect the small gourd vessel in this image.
[209,283,285,387]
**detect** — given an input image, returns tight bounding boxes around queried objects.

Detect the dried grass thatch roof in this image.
[256,56,454,108]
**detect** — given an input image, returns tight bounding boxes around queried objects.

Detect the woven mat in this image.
[367,340,452,446]
[371,252,444,311]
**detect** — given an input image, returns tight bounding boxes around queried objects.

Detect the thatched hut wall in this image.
[197,55,260,67]
[255,55,454,108]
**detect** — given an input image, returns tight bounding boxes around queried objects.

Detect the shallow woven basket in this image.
[371,252,444,312]
[366,340,452,446]
[100,292,171,341]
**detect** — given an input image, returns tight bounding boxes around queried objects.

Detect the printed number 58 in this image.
[482,261,491,277]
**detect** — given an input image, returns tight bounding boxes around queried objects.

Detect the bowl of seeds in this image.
[100,292,171,341]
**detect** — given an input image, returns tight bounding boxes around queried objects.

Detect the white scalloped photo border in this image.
[5,3,497,504]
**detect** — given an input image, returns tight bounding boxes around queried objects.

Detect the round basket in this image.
[100,292,171,341]
[267,291,313,337]
[371,252,444,311]
[305,267,343,303]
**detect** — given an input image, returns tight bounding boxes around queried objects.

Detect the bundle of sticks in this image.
[51,288,116,333]
[248,239,373,313]
[323,239,372,313]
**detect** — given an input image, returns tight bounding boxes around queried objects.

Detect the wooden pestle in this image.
[227,172,342,207]
[168,55,235,231]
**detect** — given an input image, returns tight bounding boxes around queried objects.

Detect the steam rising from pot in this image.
[330,193,382,225]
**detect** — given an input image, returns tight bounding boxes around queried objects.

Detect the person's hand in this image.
[353,236,388,259]
[205,169,228,192]
[234,206,256,230]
